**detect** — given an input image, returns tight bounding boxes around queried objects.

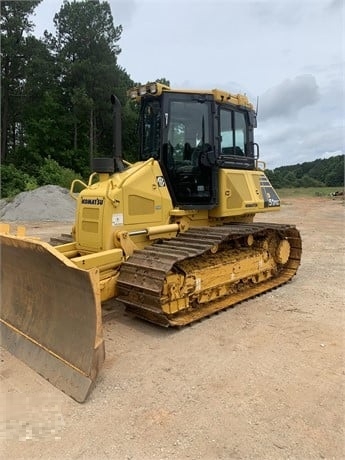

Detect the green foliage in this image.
[266,155,344,189]
[1,1,43,160]
[155,77,170,86]
[50,0,125,164]
[1,0,137,176]
[0,164,38,198]
[276,187,344,198]
[0,159,83,198]
[24,91,72,162]
[37,158,82,188]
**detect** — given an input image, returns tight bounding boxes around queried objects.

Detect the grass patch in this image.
[276,187,343,198]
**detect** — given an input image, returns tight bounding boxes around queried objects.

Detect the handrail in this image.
[256,160,266,171]
[88,172,99,186]
[116,158,155,189]
[69,159,149,202]
[69,179,88,201]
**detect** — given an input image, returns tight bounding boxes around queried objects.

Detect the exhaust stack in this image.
[111,94,125,172]
[92,94,125,174]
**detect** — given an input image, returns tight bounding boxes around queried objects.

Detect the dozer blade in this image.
[0,234,105,402]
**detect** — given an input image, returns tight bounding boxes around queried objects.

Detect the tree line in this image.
[1,1,343,198]
[265,155,344,189]
[1,0,142,197]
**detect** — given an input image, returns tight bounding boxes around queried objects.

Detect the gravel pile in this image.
[0,185,76,222]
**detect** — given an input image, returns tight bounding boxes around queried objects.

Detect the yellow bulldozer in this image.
[0,82,302,402]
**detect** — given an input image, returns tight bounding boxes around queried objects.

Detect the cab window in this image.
[167,100,210,165]
[220,109,247,156]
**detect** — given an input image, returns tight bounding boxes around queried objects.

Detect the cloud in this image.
[256,72,344,168]
[260,75,320,120]
[30,0,343,168]
[248,2,307,27]
[327,0,343,12]
[257,111,344,168]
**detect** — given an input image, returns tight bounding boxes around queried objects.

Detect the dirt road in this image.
[1,197,344,459]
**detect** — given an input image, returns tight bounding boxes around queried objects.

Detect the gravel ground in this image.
[0,195,344,459]
[0,185,76,222]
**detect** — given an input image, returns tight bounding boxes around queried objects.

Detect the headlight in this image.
[149,83,157,94]
[128,89,138,99]
[139,85,147,96]
[127,82,170,100]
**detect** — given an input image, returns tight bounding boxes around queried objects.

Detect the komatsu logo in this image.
[81,197,104,205]
[156,176,166,187]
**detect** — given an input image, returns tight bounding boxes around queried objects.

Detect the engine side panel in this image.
[209,169,280,218]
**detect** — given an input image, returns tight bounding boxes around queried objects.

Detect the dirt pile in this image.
[0,185,76,222]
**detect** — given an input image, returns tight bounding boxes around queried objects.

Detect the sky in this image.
[31,0,344,169]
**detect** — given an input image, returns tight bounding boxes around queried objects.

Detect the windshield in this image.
[167,100,210,163]
[162,98,215,207]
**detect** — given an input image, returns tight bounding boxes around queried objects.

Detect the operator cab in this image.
[132,83,258,210]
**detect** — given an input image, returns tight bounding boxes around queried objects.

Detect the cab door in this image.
[161,93,218,209]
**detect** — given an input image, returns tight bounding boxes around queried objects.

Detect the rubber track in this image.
[117,223,302,326]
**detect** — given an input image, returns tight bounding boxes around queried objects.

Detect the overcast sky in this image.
[32,0,344,169]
